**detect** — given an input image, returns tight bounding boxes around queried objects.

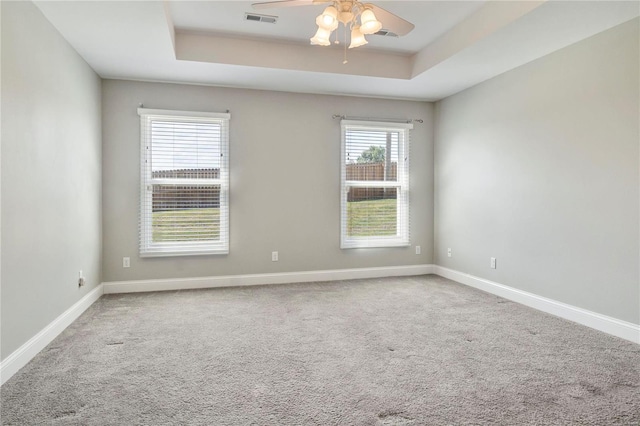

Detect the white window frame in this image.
[138,108,230,257]
[341,120,411,249]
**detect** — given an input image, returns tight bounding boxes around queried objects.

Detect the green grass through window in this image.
[152,199,396,242]
[152,208,220,242]
[347,198,397,237]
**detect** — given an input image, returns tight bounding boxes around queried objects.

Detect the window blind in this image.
[341,120,411,248]
[138,108,230,257]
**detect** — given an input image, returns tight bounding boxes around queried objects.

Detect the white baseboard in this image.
[0,284,104,386]
[434,266,640,344]
[103,264,435,294]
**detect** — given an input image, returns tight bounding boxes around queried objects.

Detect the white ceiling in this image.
[34,1,640,101]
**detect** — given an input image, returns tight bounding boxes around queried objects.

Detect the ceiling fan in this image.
[252,0,414,54]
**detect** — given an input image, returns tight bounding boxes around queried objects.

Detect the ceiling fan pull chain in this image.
[343,24,348,64]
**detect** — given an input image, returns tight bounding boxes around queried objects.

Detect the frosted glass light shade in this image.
[359,9,382,34]
[317,6,338,30]
[349,25,368,49]
[310,27,332,46]
[316,15,338,31]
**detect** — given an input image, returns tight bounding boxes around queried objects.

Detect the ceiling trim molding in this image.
[175,31,413,79]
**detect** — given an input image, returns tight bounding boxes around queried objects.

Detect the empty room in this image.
[1,0,639,424]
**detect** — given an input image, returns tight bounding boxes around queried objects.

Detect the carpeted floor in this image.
[1,275,639,425]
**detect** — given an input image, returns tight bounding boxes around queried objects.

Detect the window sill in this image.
[140,248,229,258]
[341,239,410,249]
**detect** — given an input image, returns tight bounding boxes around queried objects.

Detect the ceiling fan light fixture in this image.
[315,14,338,31]
[252,0,415,60]
[348,25,368,49]
[338,11,354,25]
[359,8,382,34]
[318,6,338,29]
[310,26,332,46]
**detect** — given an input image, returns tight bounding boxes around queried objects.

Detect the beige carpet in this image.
[1,275,639,425]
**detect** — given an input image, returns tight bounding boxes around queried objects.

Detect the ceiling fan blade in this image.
[367,4,415,36]
[252,0,329,9]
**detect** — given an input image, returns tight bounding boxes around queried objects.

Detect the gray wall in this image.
[1,1,102,360]
[102,81,433,282]
[434,18,639,324]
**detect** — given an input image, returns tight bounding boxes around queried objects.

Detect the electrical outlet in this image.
[123,257,130,268]
[447,248,452,257]
[490,257,497,269]
[78,270,85,287]
[415,246,421,255]
[272,251,279,262]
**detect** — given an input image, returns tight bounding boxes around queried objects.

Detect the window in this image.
[341,120,411,248]
[138,108,230,257]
